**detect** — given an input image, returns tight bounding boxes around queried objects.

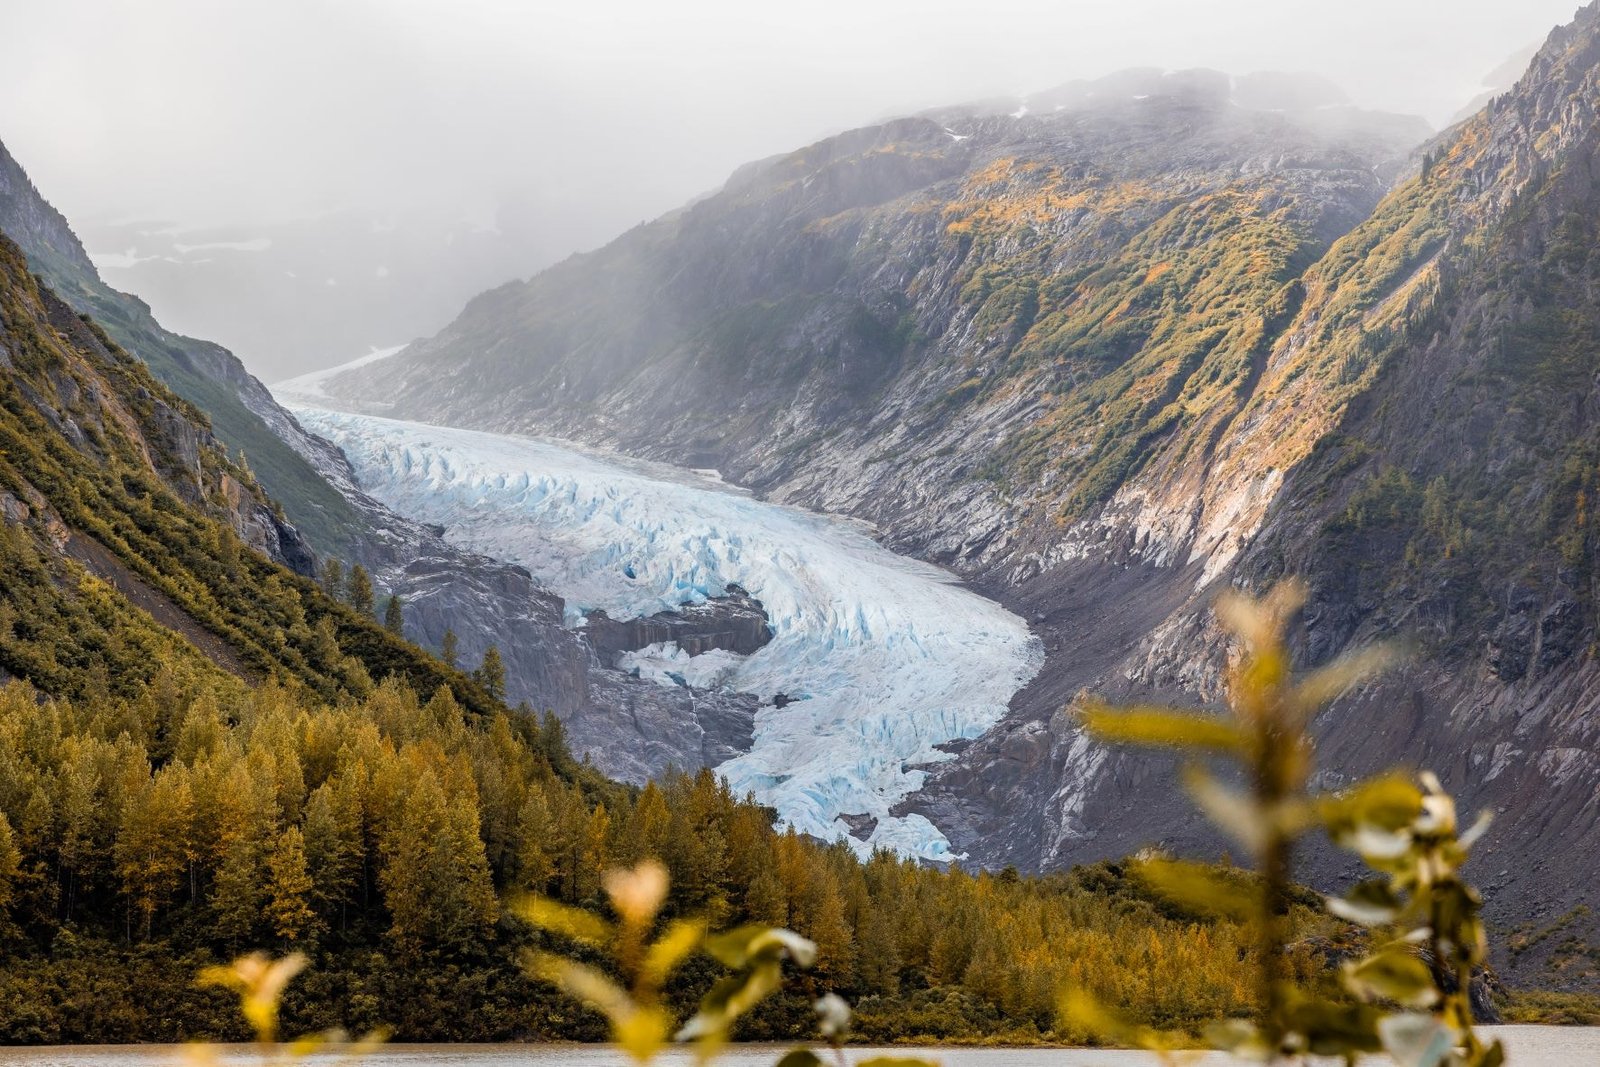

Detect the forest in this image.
[0,667,1297,1044]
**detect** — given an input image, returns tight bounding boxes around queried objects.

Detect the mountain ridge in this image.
[305,2,1600,977]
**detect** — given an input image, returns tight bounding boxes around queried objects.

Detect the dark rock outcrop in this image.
[582,584,773,663]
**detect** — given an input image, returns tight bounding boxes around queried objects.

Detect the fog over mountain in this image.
[0,0,1581,379]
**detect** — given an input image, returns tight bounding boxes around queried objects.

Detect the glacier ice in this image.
[282,403,1043,861]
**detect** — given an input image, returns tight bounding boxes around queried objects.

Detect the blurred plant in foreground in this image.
[186,951,385,1066]
[521,858,937,1067]
[1072,581,1503,1066]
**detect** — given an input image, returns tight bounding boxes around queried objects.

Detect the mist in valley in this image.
[0,0,1580,380]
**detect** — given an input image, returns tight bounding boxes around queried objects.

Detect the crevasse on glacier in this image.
[287,406,1043,861]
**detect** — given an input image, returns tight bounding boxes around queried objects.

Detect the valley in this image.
[7,0,1600,1053]
[278,368,1043,861]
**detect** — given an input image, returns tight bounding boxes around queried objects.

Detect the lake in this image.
[2,1030,1596,1066]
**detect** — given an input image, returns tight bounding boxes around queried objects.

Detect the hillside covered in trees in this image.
[0,671,1303,1043]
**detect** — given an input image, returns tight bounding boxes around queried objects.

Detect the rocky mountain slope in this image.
[0,229,509,710]
[0,140,367,557]
[316,68,1427,576]
[314,5,1600,973]
[0,138,780,776]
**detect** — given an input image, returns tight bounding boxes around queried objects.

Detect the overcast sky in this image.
[0,0,1583,248]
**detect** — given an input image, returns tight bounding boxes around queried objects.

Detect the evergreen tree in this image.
[0,812,20,921]
[576,803,612,901]
[310,614,342,668]
[474,645,506,703]
[346,565,375,616]
[383,594,405,637]
[211,837,265,945]
[440,628,459,669]
[266,826,317,944]
[320,557,345,600]
[114,766,194,939]
[858,904,902,993]
[302,779,362,925]
[515,787,555,892]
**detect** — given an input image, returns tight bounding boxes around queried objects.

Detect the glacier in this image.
[279,396,1042,861]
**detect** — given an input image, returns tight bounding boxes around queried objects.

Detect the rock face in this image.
[0,138,358,564]
[573,670,760,785]
[582,586,774,663]
[391,543,764,785]
[317,70,1427,585]
[0,135,771,778]
[312,5,1600,969]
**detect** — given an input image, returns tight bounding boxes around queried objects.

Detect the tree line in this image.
[0,670,1281,1044]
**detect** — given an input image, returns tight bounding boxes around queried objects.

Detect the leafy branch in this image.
[1073,581,1503,1066]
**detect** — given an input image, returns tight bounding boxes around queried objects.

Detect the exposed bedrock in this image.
[582,584,774,662]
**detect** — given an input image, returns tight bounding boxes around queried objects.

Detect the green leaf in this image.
[1377,1013,1454,1067]
[1183,767,1267,855]
[530,955,632,1019]
[613,1006,672,1064]
[677,959,783,1042]
[1078,701,1246,753]
[1319,775,1424,836]
[704,925,817,969]
[529,955,669,1063]
[1284,1000,1384,1056]
[1058,987,1184,1053]
[1459,809,1494,850]
[1292,643,1399,712]
[642,918,705,988]
[1203,1018,1268,1057]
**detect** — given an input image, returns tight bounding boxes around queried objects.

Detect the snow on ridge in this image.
[271,345,408,406]
[289,407,1044,862]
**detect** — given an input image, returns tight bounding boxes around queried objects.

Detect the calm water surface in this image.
[1,1031,1596,1067]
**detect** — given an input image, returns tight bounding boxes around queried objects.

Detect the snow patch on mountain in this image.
[286,405,1042,861]
[273,346,407,406]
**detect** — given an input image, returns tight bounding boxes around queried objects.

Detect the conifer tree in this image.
[383,594,405,637]
[212,836,265,946]
[576,802,612,900]
[474,645,506,703]
[320,557,345,600]
[0,812,20,920]
[346,565,375,616]
[266,826,317,944]
[114,765,194,939]
[440,628,459,669]
[515,786,555,892]
[311,615,342,666]
[859,904,902,993]
[301,778,363,925]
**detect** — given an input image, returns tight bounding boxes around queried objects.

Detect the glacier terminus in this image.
[278,370,1042,861]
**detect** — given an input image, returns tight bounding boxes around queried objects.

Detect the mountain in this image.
[0,228,511,712]
[0,139,779,772]
[0,141,366,558]
[312,7,1600,971]
[315,69,1427,580]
